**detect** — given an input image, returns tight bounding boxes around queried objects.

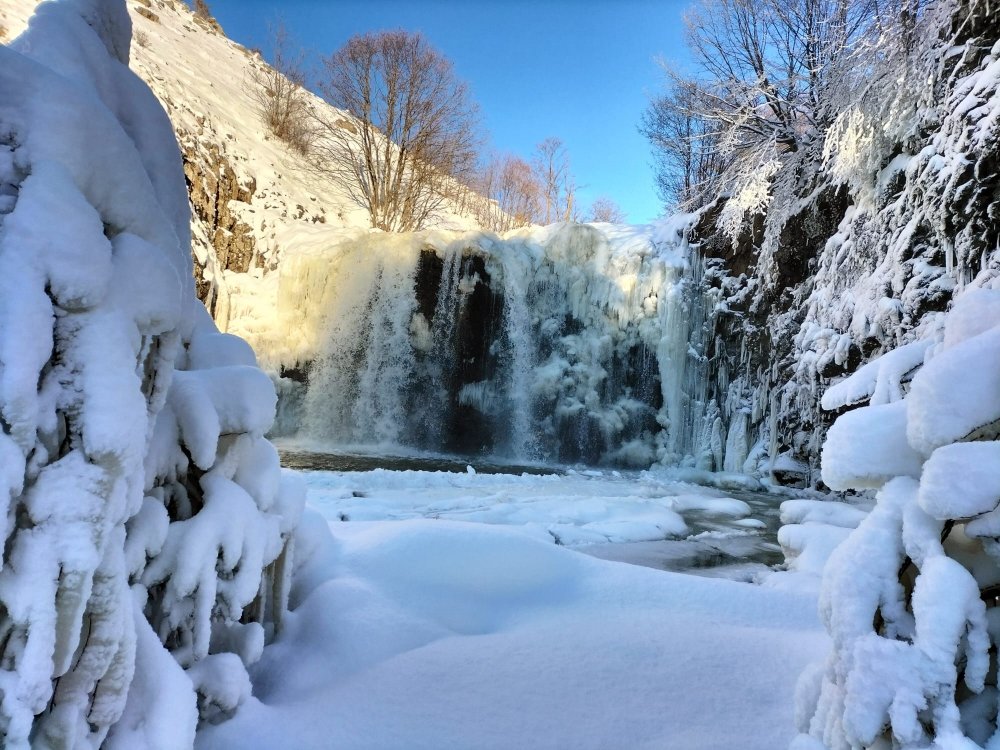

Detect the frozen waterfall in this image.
[283,221,736,468]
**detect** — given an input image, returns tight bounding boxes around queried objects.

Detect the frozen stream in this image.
[281,446,788,580]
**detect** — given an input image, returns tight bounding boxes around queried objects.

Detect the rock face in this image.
[179,132,258,304]
[688,0,1000,484]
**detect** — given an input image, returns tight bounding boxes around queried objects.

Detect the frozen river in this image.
[280,445,789,581]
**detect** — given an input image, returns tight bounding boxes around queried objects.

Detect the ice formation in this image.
[267,218,745,470]
[0,1,302,746]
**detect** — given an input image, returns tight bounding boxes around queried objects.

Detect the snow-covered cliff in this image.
[1,0,482,317]
[683,0,1000,485]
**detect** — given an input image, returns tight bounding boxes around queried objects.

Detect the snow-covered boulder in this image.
[0,1,302,746]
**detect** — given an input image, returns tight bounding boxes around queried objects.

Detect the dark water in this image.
[279,447,557,476]
[583,493,786,581]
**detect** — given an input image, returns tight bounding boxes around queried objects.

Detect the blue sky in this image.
[207,0,692,224]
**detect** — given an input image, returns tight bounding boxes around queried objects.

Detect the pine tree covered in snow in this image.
[0,1,302,746]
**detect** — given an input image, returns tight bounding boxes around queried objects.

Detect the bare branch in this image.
[311,31,481,233]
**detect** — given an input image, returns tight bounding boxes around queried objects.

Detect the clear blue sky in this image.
[207,0,691,224]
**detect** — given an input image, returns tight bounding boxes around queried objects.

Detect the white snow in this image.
[196,509,827,750]
[0,1,301,745]
[780,499,870,529]
[777,523,854,579]
[770,499,870,587]
[820,338,931,411]
[821,400,924,490]
[16,1,996,748]
[907,324,1000,456]
[919,442,1000,521]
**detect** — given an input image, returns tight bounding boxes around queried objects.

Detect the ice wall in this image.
[286,220,736,468]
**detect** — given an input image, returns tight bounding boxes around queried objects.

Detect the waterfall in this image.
[489,245,540,460]
[301,235,421,446]
[292,222,736,469]
[416,247,464,448]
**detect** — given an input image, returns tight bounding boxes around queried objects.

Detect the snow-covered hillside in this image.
[2,0,482,322]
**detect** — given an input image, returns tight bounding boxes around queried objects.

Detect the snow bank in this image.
[196,514,826,750]
[0,2,301,746]
[821,400,924,489]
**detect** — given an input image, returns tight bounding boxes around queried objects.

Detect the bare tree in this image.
[640,71,727,208]
[532,137,573,224]
[586,196,627,224]
[641,0,898,220]
[244,21,314,153]
[313,31,480,233]
[476,153,541,232]
[561,171,582,222]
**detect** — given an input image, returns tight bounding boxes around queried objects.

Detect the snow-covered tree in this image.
[0,1,302,747]
[794,288,1000,748]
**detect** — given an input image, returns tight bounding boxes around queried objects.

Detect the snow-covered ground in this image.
[187,462,837,749]
[197,499,828,750]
